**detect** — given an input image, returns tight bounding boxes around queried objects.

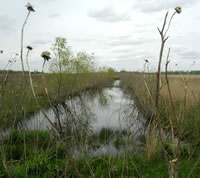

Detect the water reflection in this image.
[19,80,146,155]
[21,81,141,131]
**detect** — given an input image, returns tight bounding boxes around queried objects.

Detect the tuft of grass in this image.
[98,128,114,144]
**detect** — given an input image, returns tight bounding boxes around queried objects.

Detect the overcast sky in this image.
[0,0,200,72]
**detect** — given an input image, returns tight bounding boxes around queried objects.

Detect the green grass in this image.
[1,130,200,177]
[2,150,200,177]
[0,72,115,128]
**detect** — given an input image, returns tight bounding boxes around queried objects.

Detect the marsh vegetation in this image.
[0,3,200,178]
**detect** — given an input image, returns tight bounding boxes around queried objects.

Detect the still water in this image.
[21,80,145,155]
[23,81,143,132]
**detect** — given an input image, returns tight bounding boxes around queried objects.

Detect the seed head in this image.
[144,59,149,63]
[175,7,182,14]
[26,3,35,12]
[41,51,51,61]
[27,46,33,50]
[0,50,3,54]
[170,158,178,164]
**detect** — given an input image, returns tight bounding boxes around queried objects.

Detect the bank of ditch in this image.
[0,71,115,128]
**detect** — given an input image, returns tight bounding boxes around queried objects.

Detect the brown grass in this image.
[120,72,200,158]
[160,75,200,107]
[120,73,200,108]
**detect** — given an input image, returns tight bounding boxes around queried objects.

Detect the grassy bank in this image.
[1,130,200,177]
[119,72,200,146]
[0,71,115,128]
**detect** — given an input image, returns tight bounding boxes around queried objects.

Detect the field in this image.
[120,72,200,158]
[161,75,200,106]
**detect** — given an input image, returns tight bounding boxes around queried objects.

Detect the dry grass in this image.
[120,72,200,145]
[145,125,161,159]
[160,75,200,107]
[120,73,200,108]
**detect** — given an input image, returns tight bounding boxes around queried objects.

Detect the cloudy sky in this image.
[0,0,200,72]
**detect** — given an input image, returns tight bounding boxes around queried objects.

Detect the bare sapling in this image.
[155,7,182,108]
[155,7,182,178]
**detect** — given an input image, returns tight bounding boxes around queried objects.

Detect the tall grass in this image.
[0,72,114,128]
[120,72,200,160]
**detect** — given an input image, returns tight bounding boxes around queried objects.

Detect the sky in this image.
[0,0,200,72]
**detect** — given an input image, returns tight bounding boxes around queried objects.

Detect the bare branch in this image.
[157,27,161,34]
[161,12,169,33]
[164,36,170,42]
[164,11,177,37]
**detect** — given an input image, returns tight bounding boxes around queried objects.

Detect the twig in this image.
[165,48,177,119]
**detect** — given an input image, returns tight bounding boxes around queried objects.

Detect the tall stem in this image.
[26,50,60,137]
[20,11,31,77]
[155,40,165,108]
[41,60,63,133]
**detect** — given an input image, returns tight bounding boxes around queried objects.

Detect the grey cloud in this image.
[116,52,154,61]
[31,40,51,46]
[72,35,104,43]
[102,56,155,71]
[172,46,200,60]
[181,50,200,60]
[112,48,133,54]
[48,13,60,19]
[88,6,130,22]
[0,15,16,34]
[108,37,151,47]
[109,47,155,63]
[133,0,198,13]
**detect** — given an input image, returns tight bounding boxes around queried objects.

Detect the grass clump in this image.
[1,130,200,177]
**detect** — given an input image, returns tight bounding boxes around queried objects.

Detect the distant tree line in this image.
[161,70,200,75]
[0,70,41,74]
[119,70,200,75]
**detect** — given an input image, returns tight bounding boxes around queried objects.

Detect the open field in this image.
[161,74,200,106]
[120,72,200,145]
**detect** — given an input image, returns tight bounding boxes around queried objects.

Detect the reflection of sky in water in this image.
[92,87,132,131]
[22,80,142,134]
[16,81,146,156]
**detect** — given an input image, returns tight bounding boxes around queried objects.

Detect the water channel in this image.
[20,80,146,156]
